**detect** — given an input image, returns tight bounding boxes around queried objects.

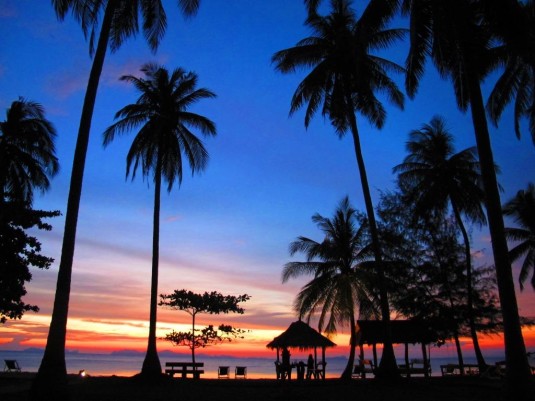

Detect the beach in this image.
[1,372,527,401]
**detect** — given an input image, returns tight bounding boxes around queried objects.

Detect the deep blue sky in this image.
[1,0,533,356]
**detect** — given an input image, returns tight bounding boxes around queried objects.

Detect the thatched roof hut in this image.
[266,320,336,350]
[266,320,336,379]
[356,320,440,377]
[357,320,439,345]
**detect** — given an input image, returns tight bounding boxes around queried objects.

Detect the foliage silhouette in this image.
[503,183,535,291]
[401,0,532,391]
[160,290,250,364]
[394,115,488,369]
[103,63,217,377]
[273,0,405,378]
[283,196,380,380]
[0,98,58,205]
[0,202,60,323]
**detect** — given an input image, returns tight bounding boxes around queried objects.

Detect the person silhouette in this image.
[281,347,291,379]
[306,354,314,379]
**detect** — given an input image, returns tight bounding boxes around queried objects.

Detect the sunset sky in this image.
[1,0,534,363]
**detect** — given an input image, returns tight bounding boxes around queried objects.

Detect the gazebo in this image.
[266,320,336,379]
[356,320,440,377]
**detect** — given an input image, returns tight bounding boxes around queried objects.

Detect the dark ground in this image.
[1,372,533,401]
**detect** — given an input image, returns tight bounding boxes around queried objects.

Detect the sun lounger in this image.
[235,366,247,379]
[218,366,230,378]
[4,360,21,372]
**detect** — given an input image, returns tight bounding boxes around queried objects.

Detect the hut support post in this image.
[421,343,429,378]
[404,343,410,377]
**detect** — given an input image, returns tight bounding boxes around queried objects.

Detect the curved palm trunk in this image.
[341,312,357,380]
[453,332,465,375]
[141,159,163,378]
[451,203,486,369]
[191,313,197,366]
[32,2,117,398]
[346,103,398,379]
[467,74,531,394]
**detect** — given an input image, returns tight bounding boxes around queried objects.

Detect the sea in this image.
[0,349,510,379]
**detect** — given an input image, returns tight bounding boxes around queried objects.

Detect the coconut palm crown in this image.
[0,98,59,204]
[283,196,379,379]
[503,183,535,291]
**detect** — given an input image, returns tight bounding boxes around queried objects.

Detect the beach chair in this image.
[4,360,21,372]
[218,366,230,379]
[235,366,247,379]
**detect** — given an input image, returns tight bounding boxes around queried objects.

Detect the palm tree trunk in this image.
[346,100,398,379]
[141,159,163,378]
[467,75,531,393]
[191,313,197,366]
[32,2,117,398]
[341,312,357,380]
[451,203,487,369]
[453,332,465,375]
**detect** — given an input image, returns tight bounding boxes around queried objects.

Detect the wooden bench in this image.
[400,359,431,377]
[165,362,204,379]
[440,363,479,376]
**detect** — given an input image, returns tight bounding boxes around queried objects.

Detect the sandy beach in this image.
[2,372,530,401]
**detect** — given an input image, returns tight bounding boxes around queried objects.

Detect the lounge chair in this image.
[235,366,247,379]
[218,366,230,379]
[4,360,21,372]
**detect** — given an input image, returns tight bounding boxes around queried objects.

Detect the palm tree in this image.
[485,0,535,145]
[401,0,532,389]
[282,196,379,380]
[272,0,405,377]
[103,63,216,378]
[503,183,535,291]
[393,115,488,370]
[0,98,59,204]
[35,0,202,392]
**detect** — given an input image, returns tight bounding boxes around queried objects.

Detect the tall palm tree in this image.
[35,0,202,392]
[282,196,379,380]
[503,183,535,291]
[485,0,535,145]
[393,115,488,369]
[0,98,59,205]
[401,0,532,390]
[272,0,405,377]
[103,63,216,378]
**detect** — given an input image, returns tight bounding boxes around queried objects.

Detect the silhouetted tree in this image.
[273,0,405,378]
[503,183,535,291]
[160,290,250,365]
[393,115,488,369]
[0,202,60,323]
[0,98,59,325]
[377,191,502,373]
[283,196,380,380]
[103,63,216,378]
[401,0,532,390]
[485,0,535,145]
[0,98,58,205]
[35,1,202,392]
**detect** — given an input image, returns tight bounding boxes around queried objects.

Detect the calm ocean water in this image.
[0,349,507,379]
